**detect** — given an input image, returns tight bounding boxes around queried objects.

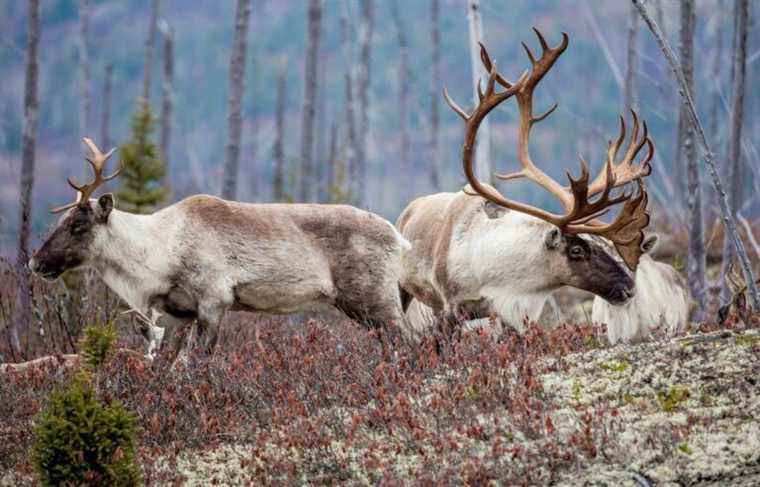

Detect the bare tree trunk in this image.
[222,0,251,201]
[100,63,113,149]
[391,0,410,199]
[327,120,338,202]
[632,0,760,310]
[356,0,373,207]
[720,0,749,301]
[77,0,91,135]
[707,1,725,224]
[315,45,328,202]
[429,0,441,191]
[298,0,322,203]
[654,0,666,39]
[340,1,358,204]
[467,0,490,183]
[584,5,624,91]
[12,0,41,359]
[679,0,707,321]
[273,64,286,202]
[142,0,160,106]
[623,2,639,110]
[248,47,260,202]
[160,22,173,175]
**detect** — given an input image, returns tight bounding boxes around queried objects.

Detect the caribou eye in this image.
[569,245,585,259]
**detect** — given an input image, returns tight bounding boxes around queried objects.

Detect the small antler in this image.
[51,138,121,214]
[444,29,654,271]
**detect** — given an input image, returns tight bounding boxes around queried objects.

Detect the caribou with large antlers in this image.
[29,138,411,358]
[397,29,655,332]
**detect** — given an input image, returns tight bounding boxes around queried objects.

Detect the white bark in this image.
[298,0,322,203]
[466,0,490,183]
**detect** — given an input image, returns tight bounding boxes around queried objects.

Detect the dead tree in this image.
[222,0,252,201]
[315,46,328,202]
[679,0,707,321]
[248,47,260,201]
[429,0,441,191]
[356,0,373,206]
[142,0,160,106]
[299,0,322,202]
[100,63,113,149]
[273,63,287,202]
[77,0,91,135]
[12,0,41,358]
[160,21,174,173]
[632,0,760,310]
[391,0,410,198]
[720,0,749,301]
[466,0,490,182]
[327,120,338,201]
[623,2,638,110]
[340,0,358,204]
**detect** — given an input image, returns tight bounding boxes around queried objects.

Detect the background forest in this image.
[0,0,757,253]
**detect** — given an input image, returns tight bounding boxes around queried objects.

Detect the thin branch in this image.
[632,0,760,310]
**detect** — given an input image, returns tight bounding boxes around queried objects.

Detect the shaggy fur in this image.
[396,188,635,333]
[591,236,689,344]
[30,194,410,356]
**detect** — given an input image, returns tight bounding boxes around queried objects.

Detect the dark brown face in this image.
[28,195,113,280]
[560,233,635,305]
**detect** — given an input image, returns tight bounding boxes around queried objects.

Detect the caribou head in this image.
[444,29,654,304]
[29,138,122,280]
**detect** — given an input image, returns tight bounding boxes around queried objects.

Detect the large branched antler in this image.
[443,28,655,271]
[51,138,122,214]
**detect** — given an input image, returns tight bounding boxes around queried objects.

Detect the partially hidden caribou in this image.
[397,29,654,334]
[591,235,689,344]
[29,139,410,358]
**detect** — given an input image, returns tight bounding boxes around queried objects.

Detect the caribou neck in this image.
[90,208,175,312]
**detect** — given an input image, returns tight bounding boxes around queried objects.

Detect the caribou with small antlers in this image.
[397,29,655,333]
[29,138,410,358]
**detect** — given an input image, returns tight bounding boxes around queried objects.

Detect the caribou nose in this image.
[609,282,635,304]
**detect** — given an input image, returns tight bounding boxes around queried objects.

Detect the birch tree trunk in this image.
[298,0,322,203]
[77,0,91,135]
[391,0,410,199]
[356,0,373,207]
[273,64,286,202]
[467,0,490,183]
[12,0,41,359]
[720,0,749,301]
[222,0,251,201]
[429,0,441,191]
[142,0,160,106]
[632,0,760,310]
[315,45,328,202]
[679,0,707,321]
[160,23,174,174]
[100,63,113,149]
[623,2,639,110]
[340,1,358,205]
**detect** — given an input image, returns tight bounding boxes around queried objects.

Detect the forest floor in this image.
[1,318,759,485]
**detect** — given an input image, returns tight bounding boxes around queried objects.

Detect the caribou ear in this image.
[544,228,562,250]
[641,234,659,254]
[96,193,115,222]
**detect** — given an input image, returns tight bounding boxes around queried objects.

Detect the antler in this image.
[51,137,121,214]
[443,29,654,271]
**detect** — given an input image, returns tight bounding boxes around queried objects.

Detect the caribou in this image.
[29,139,410,358]
[591,235,689,344]
[397,29,654,334]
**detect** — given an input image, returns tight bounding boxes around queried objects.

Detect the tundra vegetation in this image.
[1,0,759,485]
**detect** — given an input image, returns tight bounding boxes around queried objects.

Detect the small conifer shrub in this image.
[30,324,140,486]
[117,103,168,213]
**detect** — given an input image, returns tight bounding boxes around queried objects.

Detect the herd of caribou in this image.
[30,29,740,361]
